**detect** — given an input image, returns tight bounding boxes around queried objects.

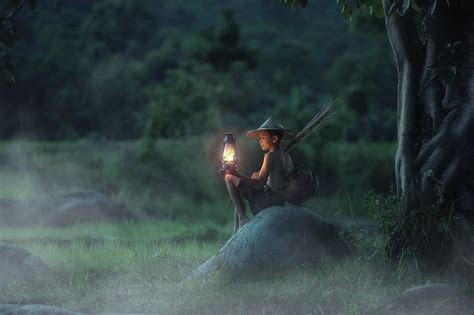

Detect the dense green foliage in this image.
[0,0,396,143]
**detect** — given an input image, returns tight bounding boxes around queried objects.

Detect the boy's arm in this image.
[233,173,263,189]
[232,152,274,189]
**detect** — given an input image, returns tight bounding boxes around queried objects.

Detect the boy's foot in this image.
[239,216,250,229]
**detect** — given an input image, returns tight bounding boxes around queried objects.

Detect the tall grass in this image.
[1,221,470,314]
[0,221,229,243]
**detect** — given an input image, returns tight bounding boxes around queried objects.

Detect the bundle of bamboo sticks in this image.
[283,97,339,152]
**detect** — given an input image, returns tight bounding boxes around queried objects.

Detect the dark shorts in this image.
[238,181,285,215]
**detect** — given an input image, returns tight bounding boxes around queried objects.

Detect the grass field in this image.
[2,221,471,314]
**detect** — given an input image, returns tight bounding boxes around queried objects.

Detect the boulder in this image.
[35,191,135,227]
[0,242,50,286]
[0,304,81,314]
[193,205,350,277]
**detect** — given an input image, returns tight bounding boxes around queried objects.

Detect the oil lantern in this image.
[219,133,237,174]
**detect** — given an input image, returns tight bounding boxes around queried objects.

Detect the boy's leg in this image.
[233,211,239,235]
[251,188,286,215]
[225,175,250,230]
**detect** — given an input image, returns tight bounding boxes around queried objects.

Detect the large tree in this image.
[381,0,474,268]
[286,0,474,269]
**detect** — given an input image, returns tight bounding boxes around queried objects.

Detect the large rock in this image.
[0,242,50,286]
[0,304,81,314]
[193,205,350,277]
[35,191,135,227]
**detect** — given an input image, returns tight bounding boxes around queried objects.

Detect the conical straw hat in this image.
[247,117,295,140]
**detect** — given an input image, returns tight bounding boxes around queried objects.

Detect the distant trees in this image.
[144,10,262,141]
[0,0,396,142]
[193,10,257,71]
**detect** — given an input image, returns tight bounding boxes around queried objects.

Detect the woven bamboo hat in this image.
[247,117,295,140]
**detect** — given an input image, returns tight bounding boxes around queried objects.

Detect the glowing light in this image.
[221,133,237,164]
[222,143,236,163]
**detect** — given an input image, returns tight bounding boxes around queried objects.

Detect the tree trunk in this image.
[382,0,474,269]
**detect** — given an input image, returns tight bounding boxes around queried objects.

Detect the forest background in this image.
[0,0,398,223]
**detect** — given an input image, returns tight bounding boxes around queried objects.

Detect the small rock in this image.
[0,242,50,287]
[35,190,135,227]
[0,198,37,226]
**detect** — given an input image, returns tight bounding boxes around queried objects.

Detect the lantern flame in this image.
[222,144,236,163]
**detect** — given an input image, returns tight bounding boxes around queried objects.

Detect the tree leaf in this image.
[373,1,385,18]
[280,0,308,7]
[341,4,352,20]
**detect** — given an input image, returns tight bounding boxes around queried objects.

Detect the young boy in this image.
[224,117,294,234]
